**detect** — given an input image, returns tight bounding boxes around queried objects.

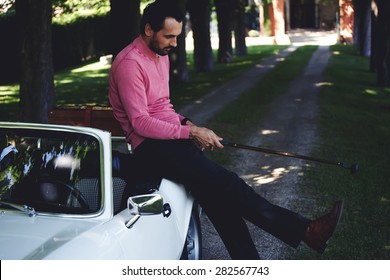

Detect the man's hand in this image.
[189,125,224,151]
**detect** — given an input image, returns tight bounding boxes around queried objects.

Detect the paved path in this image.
[185,30,337,260]
[178,45,298,124]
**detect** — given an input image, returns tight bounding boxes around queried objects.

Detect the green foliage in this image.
[52,13,111,69]
[0,0,112,82]
[1,0,111,22]
[52,0,110,25]
[0,0,14,15]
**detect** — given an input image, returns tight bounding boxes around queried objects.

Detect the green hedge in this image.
[0,13,111,84]
[0,14,19,84]
[52,14,110,69]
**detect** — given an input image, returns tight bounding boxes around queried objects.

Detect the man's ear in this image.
[144,23,154,37]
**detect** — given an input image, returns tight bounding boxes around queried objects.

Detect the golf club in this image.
[220,140,358,174]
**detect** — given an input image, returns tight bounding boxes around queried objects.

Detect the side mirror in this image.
[125,194,164,228]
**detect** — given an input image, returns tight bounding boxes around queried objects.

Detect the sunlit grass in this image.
[0,85,19,103]
[0,84,20,121]
[0,88,19,121]
[364,89,378,96]
[70,61,111,73]
[53,60,112,106]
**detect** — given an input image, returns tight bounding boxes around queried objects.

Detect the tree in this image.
[168,0,189,82]
[352,0,390,86]
[374,0,390,86]
[109,0,140,59]
[16,0,54,123]
[352,0,371,57]
[233,0,247,55]
[187,0,214,72]
[370,0,378,72]
[215,0,235,63]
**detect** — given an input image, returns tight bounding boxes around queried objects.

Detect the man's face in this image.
[146,17,183,56]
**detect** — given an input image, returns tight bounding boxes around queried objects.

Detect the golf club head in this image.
[350,163,359,174]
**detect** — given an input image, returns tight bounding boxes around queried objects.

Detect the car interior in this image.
[0,128,162,216]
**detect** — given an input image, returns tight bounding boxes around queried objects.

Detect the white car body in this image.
[0,122,201,260]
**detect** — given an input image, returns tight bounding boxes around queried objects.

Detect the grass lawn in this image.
[293,45,390,259]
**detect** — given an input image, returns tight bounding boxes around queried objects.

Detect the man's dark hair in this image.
[140,0,185,35]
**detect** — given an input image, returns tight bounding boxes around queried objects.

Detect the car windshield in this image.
[0,127,102,215]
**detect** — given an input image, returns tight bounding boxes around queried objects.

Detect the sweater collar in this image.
[133,35,160,61]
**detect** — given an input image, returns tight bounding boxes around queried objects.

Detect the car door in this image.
[109,179,193,260]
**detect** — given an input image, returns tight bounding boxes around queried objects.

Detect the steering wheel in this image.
[37,176,90,209]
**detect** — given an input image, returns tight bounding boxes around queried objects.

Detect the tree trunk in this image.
[16,0,54,123]
[169,0,189,82]
[370,2,378,72]
[375,0,390,87]
[361,1,371,57]
[187,0,214,72]
[354,0,371,56]
[110,0,140,59]
[215,0,234,63]
[234,0,247,55]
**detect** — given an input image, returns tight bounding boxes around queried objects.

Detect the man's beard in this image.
[149,38,173,56]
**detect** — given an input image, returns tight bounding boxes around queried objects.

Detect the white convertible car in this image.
[0,119,202,260]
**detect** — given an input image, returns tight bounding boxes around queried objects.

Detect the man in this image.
[109,0,343,259]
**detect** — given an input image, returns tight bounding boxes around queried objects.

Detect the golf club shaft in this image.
[221,141,349,169]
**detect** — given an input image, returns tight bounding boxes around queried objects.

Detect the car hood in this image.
[0,211,102,260]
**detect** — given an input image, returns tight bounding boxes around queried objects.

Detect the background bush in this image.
[0,12,111,84]
[0,12,19,84]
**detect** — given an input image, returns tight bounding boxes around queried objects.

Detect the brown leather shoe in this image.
[304,200,344,254]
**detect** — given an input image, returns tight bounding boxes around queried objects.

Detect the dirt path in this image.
[200,44,334,259]
[179,45,298,125]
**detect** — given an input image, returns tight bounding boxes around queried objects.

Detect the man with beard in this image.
[109,0,343,259]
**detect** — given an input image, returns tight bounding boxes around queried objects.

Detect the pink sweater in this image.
[109,36,190,150]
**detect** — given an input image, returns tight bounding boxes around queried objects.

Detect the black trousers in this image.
[134,139,310,260]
